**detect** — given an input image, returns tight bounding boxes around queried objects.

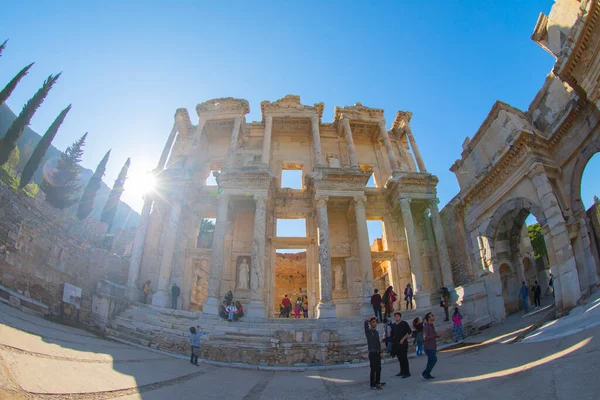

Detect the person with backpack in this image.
[452,307,465,342]
[404,283,413,310]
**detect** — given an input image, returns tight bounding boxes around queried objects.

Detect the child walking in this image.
[452,307,466,342]
[189,326,204,365]
[412,317,424,357]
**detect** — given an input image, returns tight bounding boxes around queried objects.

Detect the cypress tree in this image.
[0,40,7,57]
[19,104,71,188]
[77,149,110,220]
[0,63,35,107]
[41,133,86,209]
[101,157,130,229]
[0,73,61,166]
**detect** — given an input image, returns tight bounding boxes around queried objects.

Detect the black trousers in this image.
[369,352,381,386]
[534,294,541,307]
[373,306,382,322]
[190,346,199,365]
[395,344,410,375]
[406,297,413,310]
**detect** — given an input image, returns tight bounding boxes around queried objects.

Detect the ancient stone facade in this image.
[442,0,600,321]
[131,95,454,318]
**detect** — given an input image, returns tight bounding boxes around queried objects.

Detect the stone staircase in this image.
[105,303,477,366]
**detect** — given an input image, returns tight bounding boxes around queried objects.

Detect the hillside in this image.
[0,103,140,231]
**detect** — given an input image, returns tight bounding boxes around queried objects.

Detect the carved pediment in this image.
[196,98,250,116]
[334,102,384,123]
[260,94,322,120]
[388,172,439,197]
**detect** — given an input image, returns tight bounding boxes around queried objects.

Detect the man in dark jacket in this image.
[391,312,412,377]
[171,283,180,309]
[371,289,382,322]
[364,317,385,390]
[421,312,438,380]
[534,280,542,309]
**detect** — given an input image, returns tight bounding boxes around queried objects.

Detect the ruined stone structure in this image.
[442,0,600,321]
[129,95,454,319]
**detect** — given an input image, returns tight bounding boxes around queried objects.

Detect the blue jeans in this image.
[522,297,529,313]
[423,349,437,377]
[373,306,382,322]
[454,324,465,341]
[416,341,423,357]
[172,296,178,309]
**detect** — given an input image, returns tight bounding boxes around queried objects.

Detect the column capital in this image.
[315,195,329,206]
[428,198,441,208]
[527,162,546,179]
[399,197,412,208]
[310,114,319,124]
[253,193,268,202]
[378,120,387,130]
[342,117,351,127]
[265,114,273,123]
[353,195,367,205]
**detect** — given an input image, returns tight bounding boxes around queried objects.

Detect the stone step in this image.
[105,328,151,347]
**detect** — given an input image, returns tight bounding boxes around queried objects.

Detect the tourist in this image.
[520,282,529,313]
[404,283,413,310]
[382,286,397,318]
[294,297,302,318]
[421,312,438,380]
[282,294,292,317]
[371,289,383,322]
[219,301,228,321]
[440,287,450,321]
[452,307,465,342]
[189,325,204,366]
[234,301,244,320]
[412,317,424,357]
[226,302,237,321]
[545,273,554,297]
[302,295,309,318]
[364,316,385,390]
[142,280,151,304]
[391,312,412,378]
[171,283,180,310]
[383,317,393,354]
[534,280,542,309]
[224,291,234,305]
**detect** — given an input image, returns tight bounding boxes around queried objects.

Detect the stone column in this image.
[528,164,580,310]
[127,197,153,290]
[152,202,182,307]
[157,123,178,169]
[261,115,273,165]
[429,199,454,289]
[378,120,399,171]
[316,196,336,318]
[399,197,429,305]
[227,116,243,166]
[354,196,374,315]
[311,115,324,167]
[202,193,230,315]
[405,126,427,173]
[342,118,359,168]
[247,194,268,317]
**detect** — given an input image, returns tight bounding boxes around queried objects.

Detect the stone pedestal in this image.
[151,290,171,308]
[414,291,434,308]
[316,301,337,319]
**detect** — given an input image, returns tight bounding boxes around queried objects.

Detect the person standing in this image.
[142,280,151,304]
[189,325,204,366]
[364,317,385,390]
[520,282,529,313]
[382,286,397,318]
[171,283,180,310]
[534,280,542,309]
[440,287,450,321]
[302,295,309,318]
[391,312,412,378]
[404,284,413,310]
[382,318,393,354]
[452,307,465,342]
[412,317,424,357]
[371,289,383,322]
[421,312,438,380]
[545,273,554,297]
[281,294,292,317]
[294,297,302,318]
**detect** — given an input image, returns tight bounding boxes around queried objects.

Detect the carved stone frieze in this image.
[260,94,322,121]
[306,167,371,190]
[196,97,250,116]
[333,103,384,123]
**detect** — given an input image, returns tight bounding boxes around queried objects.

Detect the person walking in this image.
[534,280,542,309]
[440,287,450,321]
[188,325,204,366]
[294,297,302,318]
[520,282,529,313]
[452,307,465,342]
[421,312,438,380]
[364,316,385,390]
[371,289,383,322]
[545,273,555,297]
[171,283,180,310]
[382,286,397,319]
[391,312,412,378]
[142,280,151,304]
[412,317,424,357]
[404,284,413,310]
[302,295,309,318]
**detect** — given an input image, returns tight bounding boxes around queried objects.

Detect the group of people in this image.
[520,274,555,314]
[279,294,308,318]
[141,280,182,310]
[219,291,244,321]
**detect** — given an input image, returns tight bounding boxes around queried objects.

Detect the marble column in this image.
[261,115,273,165]
[311,115,324,167]
[247,194,268,317]
[316,196,336,318]
[399,197,429,305]
[429,199,454,289]
[127,197,153,290]
[342,118,359,168]
[354,196,375,315]
[405,126,427,173]
[202,193,230,315]
[529,164,580,310]
[378,120,399,171]
[157,123,178,170]
[227,116,243,166]
[152,202,182,307]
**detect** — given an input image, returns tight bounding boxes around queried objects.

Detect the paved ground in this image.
[1,293,599,400]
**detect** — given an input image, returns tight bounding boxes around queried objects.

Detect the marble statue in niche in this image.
[237,257,250,289]
[334,264,345,290]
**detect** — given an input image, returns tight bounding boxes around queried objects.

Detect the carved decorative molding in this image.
[334,103,384,123]
[260,95,322,121]
[196,98,250,116]
[391,111,412,132]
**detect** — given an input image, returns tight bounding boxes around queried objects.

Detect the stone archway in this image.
[484,198,547,240]
[569,136,600,215]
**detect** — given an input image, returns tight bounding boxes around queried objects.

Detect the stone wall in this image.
[0,184,130,323]
[274,252,307,314]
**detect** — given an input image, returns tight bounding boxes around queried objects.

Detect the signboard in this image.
[62,283,82,309]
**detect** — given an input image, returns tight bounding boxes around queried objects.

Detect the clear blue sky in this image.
[1,0,598,235]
